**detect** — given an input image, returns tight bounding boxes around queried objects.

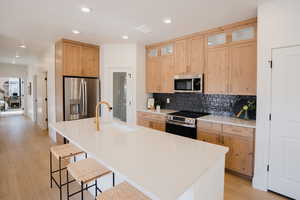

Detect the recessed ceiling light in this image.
[18,44,26,48]
[72,30,80,34]
[122,35,129,40]
[81,7,91,13]
[16,55,20,58]
[163,18,172,24]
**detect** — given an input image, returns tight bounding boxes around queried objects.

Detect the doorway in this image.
[107,67,133,124]
[0,77,24,116]
[113,72,127,122]
[268,45,300,199]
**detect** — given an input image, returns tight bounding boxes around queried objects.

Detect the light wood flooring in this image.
[0,115,289,200]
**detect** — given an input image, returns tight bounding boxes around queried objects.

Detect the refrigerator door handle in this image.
[84,81,87,116]
[80,80,84,116]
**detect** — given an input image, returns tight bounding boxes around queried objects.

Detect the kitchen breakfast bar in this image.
[50,118,228,200]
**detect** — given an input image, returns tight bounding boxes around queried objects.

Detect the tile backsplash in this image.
[153,93,256,118]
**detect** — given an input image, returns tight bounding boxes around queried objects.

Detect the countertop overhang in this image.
[50,118,228,200]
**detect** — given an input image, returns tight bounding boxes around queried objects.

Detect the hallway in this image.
[0,115,287,200]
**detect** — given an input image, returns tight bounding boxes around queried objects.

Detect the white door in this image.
[36,72,48,130]
[269,45,300,199]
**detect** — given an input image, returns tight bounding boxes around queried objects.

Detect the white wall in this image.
[100,43,148,125]
[0,63,28,115]
[254,0,300,190]
[37,45,56,141]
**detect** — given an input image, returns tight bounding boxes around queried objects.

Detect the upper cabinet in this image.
[205,47,228,94]
[81,45,100,77]
[174,36,205,75]
[146,44,174,93]
[57,39,100,77]
[228,42,257,95]
[145,18,257,95]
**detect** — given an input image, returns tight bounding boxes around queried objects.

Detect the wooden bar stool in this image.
[50,144,87,200]
[66,158,113,200]
[96,182,150,200]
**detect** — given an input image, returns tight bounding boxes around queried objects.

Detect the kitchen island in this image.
[50,118,228,200]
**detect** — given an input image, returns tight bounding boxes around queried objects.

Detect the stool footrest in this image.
[68,182,102,198]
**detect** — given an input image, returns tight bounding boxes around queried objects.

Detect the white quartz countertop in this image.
[51,118,228,200]
[198,115,256,128]
[137,109,177,115]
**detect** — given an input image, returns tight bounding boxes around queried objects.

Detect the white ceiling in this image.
[0,0,257,65]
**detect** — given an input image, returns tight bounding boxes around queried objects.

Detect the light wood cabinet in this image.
[174,36,205,75]
[174,40,187,75]
[146,45,174,93]
[205,47,228,94]
[81,46,100,77]
[197,121,255,177]
[187,36,205,74]
[198,131,219,145]
[146,57,161,93]
[63,43,82,76]
[228,42,257,95]
[57,39,99,77]
[137,111,166,132]
[221,133,254,177]
[146,18,257,95]
[160,55,174,93]
[205,42,256,95]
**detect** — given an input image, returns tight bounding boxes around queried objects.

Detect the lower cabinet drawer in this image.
[197,130,220,145]
[223,124,254,138]
[137,112,166,132]
[197,121,222,132]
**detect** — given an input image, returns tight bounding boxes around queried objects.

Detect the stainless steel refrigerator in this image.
[64,77,100,121]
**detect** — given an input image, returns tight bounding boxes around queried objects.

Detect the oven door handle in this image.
[166,121,196,128]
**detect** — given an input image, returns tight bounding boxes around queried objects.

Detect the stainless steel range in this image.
[166,111,209,139]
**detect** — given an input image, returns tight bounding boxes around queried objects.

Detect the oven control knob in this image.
[186,119,195,124]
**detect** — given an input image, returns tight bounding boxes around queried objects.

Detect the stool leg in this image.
[81,181,84,200]
[66,170,69,200]
[59,157,62,200]
[113,172,115,187]
[50,151,53,188]
[95,179,97,197]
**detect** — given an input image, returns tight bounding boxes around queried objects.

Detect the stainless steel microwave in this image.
[174,74,203,93]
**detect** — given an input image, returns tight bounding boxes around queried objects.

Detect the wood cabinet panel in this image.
[160,55,174,93]
[137,111,166,132]
[174,40,187,75]
[63,43,82,76]
[151,121,166,132]
[61,40,100,77]
[81,46,99,77]
[197,121,222,132]
[197,131,219,145]
[187,36,205,74]
[146,58,161,93]
[205,47,228,94]
[228,42,257,95]
[223,124,254,138]
[221,133,254,177]
[197,121,255,177]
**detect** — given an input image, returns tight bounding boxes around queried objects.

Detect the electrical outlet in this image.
[166,98,170,104]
